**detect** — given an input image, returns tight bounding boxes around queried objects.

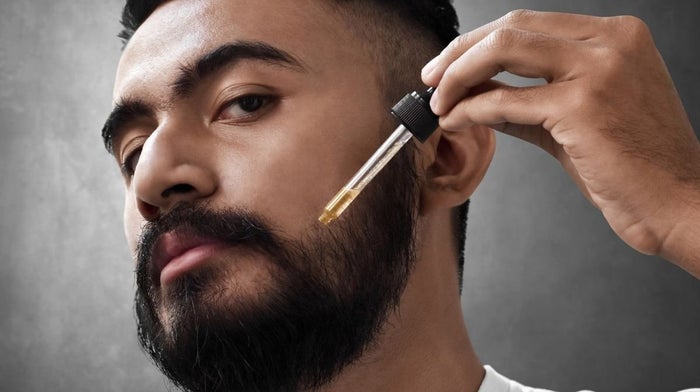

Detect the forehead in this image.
[114,0,368,101]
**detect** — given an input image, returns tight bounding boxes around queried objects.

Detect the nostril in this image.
[161,183,196,198]
[138,200,160,221]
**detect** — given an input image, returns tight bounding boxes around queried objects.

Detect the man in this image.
[102,0,699,391]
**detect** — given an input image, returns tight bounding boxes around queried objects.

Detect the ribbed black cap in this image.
[390,87,438,142]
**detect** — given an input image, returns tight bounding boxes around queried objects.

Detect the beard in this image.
[134,145,420,392]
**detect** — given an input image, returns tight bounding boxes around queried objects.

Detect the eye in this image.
[120,147,142,178]
[217,94,274,123]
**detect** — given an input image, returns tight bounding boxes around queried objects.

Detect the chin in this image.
[155,257,283,337]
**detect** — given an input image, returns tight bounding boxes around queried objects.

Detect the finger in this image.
[438,83,566,156]
[430,28,582,115]
[422,10,604,85]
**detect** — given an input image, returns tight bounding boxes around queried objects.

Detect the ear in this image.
[417,124,495,215]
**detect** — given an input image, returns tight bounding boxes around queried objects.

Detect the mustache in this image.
[135,204,283,285]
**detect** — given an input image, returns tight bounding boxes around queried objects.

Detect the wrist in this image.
[657,182,700,278]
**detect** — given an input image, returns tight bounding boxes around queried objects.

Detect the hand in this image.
[422,10,700,276]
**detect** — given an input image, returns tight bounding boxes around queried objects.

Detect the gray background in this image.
[0,0,698,391]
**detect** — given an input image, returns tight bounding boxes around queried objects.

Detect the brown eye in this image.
[217,94,272,122]
[237,95,266,112]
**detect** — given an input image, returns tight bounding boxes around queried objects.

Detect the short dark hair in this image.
[119,0,459,46]
[117,0,469,290]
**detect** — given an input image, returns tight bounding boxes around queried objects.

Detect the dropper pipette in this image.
[319,88,439,225]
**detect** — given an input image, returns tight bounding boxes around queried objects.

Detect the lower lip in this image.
[160,243,225,286]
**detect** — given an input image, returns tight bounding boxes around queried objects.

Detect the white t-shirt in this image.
[477,366,560,392]
[478,366,700,392]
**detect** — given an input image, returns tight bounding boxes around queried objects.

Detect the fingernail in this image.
[430,88,440,113]
[422,56,440,79]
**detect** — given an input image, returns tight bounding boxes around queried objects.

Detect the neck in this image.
[318,210,484,392]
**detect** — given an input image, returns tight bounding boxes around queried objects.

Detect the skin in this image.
[423,10,700,278]
[111,0,493,391]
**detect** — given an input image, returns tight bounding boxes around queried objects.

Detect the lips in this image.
[151,230,226,286]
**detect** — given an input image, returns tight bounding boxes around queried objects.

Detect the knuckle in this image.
[448,33,470,53]
[608,15,652,50]
[484,27,519,50]
[589,37,637,81]
[620,15,651,40]
[484,28,512,48]
[502,9,536,25]
[487,88,510,106]
[618,15,649,34]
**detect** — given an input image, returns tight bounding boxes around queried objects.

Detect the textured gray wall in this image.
[0,1,697,391]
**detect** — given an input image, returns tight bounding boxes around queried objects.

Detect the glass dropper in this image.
[319,88,439,225]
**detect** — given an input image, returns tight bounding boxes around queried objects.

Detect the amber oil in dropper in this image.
[318,188,361,225]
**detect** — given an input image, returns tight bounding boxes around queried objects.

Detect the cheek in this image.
[238,120,386,237]
[216,139,335,238]
[259,146,333,226]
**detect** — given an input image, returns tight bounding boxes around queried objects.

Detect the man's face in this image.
[114,0,391,251]
[109,0,423,390]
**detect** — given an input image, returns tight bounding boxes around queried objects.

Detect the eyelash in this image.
[216,93,275,123]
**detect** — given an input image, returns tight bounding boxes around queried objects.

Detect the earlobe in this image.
[418,125,495,215]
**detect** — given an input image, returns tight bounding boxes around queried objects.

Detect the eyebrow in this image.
[101,40,305,154]
[101,99,153,154]
[172,41,305,99]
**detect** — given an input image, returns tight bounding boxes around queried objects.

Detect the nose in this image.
[131,124,217,220]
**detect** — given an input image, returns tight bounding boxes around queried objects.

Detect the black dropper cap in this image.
[390,87,439,143]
